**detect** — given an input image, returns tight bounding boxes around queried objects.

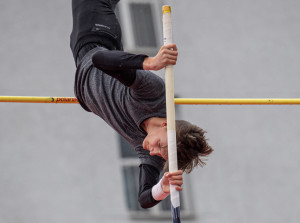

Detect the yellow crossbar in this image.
[1,96,300,105]
[175,98,300,105]
[0,96,78,104]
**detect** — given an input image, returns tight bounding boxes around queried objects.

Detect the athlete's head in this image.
[142,120,213,173]
[171,120,213,173]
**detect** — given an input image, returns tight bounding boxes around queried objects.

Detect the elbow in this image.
[139,203,149,209]
[91,54,99,67]
[138,198,153,209]
[138,193,159,209]
[92,52,105,69]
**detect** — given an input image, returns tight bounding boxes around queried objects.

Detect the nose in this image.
[149,148,160,156]
[150,151,158,156]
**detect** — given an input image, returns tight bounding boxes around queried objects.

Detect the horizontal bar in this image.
[0,96,78,104]
[175,98,300,105]
[1,96,300,105]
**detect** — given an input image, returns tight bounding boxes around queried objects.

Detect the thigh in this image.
[70,0,122,60]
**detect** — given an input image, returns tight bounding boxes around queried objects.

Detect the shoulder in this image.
[131,71,165,97]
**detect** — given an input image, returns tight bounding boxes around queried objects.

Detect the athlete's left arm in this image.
[138,164,164,209]
[143,43,178,71]
[92,50,148,86]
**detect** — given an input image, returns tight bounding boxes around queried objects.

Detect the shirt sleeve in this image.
[92,50,148,70]
[138,164,162,209]
[92,50,148,86]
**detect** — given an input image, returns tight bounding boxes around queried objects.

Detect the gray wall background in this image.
[1,0,300,223]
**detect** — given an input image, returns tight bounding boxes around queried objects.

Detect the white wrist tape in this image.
[152,178,170,201]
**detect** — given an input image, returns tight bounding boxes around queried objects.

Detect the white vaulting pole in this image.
[162,5,181,223]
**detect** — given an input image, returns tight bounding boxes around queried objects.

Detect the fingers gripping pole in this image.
[163,5,181,222]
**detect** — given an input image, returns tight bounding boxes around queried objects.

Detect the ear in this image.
[161,120,167,127]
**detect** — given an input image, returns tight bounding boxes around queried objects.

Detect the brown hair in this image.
[164,120,213,173]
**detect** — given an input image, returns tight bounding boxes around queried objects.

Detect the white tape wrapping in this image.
[170,185,180,208]
[167,130,180,208]
[167,130,177,172]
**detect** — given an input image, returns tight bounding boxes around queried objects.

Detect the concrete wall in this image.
[1,0,299,223]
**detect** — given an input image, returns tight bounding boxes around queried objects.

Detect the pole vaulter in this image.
[1,1,299,222]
